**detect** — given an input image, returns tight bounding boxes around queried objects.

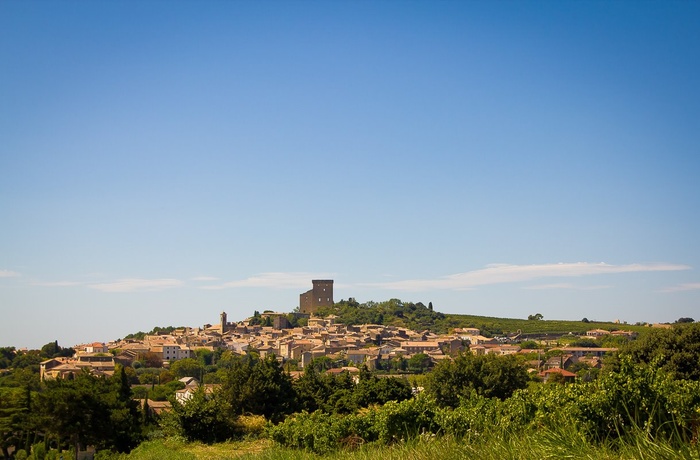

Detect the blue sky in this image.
[1,1,699,349]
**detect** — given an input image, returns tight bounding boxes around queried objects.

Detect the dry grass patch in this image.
[179,439,273,459]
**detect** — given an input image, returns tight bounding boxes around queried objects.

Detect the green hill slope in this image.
[315,298,650,337]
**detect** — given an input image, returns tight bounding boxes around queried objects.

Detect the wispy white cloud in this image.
[191,276,220,282]
[524,283,612,291]
[371,262,690,291]
[0,270,20,278]
[201,272,334,290]
[89,278,183,293]
[658,282,700,293]
[34,281,83,287]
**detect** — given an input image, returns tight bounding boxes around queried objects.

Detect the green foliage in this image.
[193,349,214,366]
[11,350,43,371]
[620,322,700,381]
[136,368,160,385]
[39,341,75,359]
[567,338,599,348]
[0,347,17,369]
[97,439,196,460]
[82,434,700,460]
[267,411,355,454]
[305,356,334,372]
[147,381,184,401]
[316,299,447,333]
[35,368,142,454]
[293,366,336,414]
[293,366,411,416]
[316,298,647,337]
[219,354,296,422]
[170,359,203,379]
[160,387,234,443]
[270,358,700,455]
[31,440,46,460]
[124,326,180,341]
[353,370,412,408]
[519,340,540,349]
[576,357,700,442]
[372,394,439,444]
[424,353,529,407]
[136,353,163,369]
[0,385,28,458]
[406,353,432,374]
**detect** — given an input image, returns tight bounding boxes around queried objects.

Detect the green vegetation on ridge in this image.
[316,298,651,337]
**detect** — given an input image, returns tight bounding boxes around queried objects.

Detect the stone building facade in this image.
[300,279,334,314]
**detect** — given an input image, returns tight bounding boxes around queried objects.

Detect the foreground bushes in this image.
[269,358,700,454]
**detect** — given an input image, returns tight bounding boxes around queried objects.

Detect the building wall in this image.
[300,280,334,314]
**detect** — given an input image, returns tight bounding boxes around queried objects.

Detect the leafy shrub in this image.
[31,442,46,460]
[372,394,440,443]
[159,387,234,443]
[575,357,700,443]
[435,392,503,438]
[233,415,268,438]
[267,411,354,454]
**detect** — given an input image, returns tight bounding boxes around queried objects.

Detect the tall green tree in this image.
[424,352,528,407]
[36,369,142,457]
[219,354,295,422]
[104,366,142,452]
[0,347,16,369]
[36,371,108,457]
[0,386,25,459]
[0,368,39,457]
[353,368,412,408]
[293,365,326,413]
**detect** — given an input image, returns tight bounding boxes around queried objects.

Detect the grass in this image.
[112,427,700,460]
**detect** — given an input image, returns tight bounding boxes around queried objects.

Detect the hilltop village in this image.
[40,280,629,383]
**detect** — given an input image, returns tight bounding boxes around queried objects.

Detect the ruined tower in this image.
[220,311,227,334]
[299,280,334,315]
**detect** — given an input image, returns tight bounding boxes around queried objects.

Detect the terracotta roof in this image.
[539,368,577,377]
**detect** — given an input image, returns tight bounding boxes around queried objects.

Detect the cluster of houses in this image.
[40,311,633,385]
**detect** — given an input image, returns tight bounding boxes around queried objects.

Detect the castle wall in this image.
[300,279,334,314]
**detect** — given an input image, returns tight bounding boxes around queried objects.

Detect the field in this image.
[441,313,651,336]
[104,431,700,460]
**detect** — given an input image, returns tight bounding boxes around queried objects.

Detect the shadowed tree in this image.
[424,352,528,407]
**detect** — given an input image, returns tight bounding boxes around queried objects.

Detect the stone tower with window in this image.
[299,280,334,315]
[220,311,228,334]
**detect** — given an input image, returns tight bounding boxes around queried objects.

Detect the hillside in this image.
[315,298,651,337]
